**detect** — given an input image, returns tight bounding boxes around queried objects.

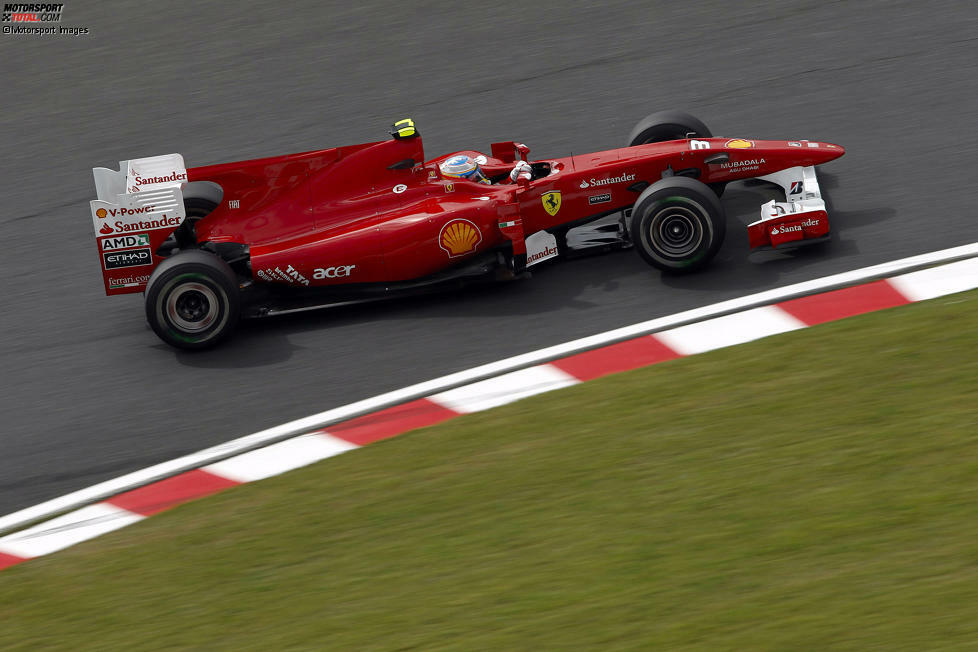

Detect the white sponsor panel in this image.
[525,230,559,267]
[125,154,188,194]
[90,186,186,236]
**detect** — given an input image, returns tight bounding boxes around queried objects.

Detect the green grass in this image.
[3,290,978,651]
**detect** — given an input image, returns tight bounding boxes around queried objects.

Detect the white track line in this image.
[429,364,579,414]
[0,504,143,559]
[887,257,978,302]
[203,433,358,483]
[655,306,806,355]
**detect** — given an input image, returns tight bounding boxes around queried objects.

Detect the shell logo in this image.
[96,208,107,219]
[439,218,482,258]
[725,139,755,149]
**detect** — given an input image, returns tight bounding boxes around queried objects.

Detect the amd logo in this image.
[101,234,150,250]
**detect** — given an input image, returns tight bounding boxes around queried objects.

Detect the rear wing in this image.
[90,154,188,295]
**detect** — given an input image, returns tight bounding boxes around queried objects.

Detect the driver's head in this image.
[439,155,489,184]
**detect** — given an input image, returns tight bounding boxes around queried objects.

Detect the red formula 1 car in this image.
[89,112,844,349]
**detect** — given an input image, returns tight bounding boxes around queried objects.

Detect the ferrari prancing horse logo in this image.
[542,190,561,216]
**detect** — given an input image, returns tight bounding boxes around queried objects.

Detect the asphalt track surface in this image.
[1,1,976,515]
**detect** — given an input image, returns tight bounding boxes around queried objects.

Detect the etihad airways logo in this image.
[579,172,636,189]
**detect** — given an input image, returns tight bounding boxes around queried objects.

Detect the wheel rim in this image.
[649,203,705,258]
[165,282,220,332]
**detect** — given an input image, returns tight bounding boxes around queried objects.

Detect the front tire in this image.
[627,110,712,147]
[145,250,240,350]
[629,176,726,273]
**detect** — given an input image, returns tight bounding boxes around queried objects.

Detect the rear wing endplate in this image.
[90,154,188,296]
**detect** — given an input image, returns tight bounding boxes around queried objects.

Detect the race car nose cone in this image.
[802,142,845,164]
[820,142,845,162]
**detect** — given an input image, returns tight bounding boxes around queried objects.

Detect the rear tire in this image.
[145,250,240,350]
[627,110,712,146]
[629,176,726,273]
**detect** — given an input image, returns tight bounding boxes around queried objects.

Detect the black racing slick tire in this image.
[629,176,726,274]
[145,250,240,350]
[626,110,712,147]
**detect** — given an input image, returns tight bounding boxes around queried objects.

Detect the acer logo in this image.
[314,265,356,279]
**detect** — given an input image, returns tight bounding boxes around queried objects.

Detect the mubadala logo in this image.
[580,173,636,188]
[313,265,356,279]
[720,158,766,169]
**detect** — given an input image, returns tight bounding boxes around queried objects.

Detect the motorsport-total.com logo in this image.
[2,3,63,22]
[2,2,89,35]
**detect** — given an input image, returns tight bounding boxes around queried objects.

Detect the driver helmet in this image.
[439,155,489,184]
